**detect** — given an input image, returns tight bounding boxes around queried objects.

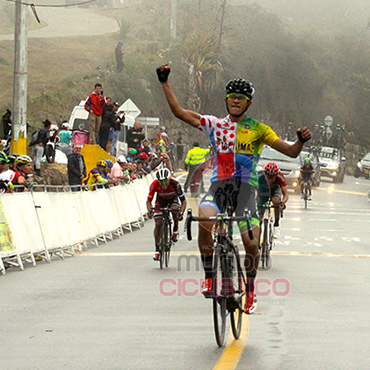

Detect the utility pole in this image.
[12,0,28,155]
[170,0,177,40]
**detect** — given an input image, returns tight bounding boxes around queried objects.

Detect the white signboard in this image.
[324,115,333,127]
[119,99,141,119]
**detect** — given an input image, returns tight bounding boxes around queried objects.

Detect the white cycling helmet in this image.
[156,168,171,181]
[15,155,32,165]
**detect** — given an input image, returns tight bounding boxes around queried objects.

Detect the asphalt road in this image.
[1,175,369,370]
[0,6,118,41]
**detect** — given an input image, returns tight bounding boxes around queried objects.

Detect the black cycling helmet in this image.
[225,78,255,100]
[0,151,9,163]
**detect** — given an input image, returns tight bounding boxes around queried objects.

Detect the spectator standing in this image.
[156,126,169,148]
[98,103,121,151]
[110,102,125,157]
[183,142,210,194]
[58,122,72,145]
[127,121,145,150]
[29,119,51,176]
[115,41,124,73]
[67,144,87,191]
[84,83,107,145]
[2,109,12,139]
[148,138,157,153]
[58,121,72,156]
[140,139,150,155]
[176,132,186,170]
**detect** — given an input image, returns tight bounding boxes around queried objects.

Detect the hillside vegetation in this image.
[0,0,369,146]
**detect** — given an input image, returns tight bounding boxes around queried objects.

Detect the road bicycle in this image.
[302,180,310,209]
[151,207,177,269]
[185,206,253,347]
[259,200,283,269]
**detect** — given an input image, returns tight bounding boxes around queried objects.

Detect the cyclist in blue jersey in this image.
[157,64,311,314]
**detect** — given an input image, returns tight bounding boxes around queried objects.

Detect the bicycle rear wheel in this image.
[229,248,244,339]
[213,249,227,347]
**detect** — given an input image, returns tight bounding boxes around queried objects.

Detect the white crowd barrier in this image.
[0,173,156,275]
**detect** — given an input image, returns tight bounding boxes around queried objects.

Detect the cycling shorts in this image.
[258,184,282,209]
[154,197,180,219]
[199,178,259,231]
[299,176,313,183]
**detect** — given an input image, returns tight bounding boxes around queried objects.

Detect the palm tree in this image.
[181,33,223,111]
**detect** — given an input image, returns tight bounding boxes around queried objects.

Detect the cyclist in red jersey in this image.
[258,162,289,239]
[11,155,33,192]
[147,168,186,261]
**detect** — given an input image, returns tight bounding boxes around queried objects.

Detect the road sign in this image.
[324,115,333,127]
[120,99,141,119]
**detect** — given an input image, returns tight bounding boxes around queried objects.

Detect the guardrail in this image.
[0,173,155,275]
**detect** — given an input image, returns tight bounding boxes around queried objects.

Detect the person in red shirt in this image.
[257,162,288,239]
[85,83,107,145]
[146,168,186,261]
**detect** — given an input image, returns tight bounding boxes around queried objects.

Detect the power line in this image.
[3,0,98,8]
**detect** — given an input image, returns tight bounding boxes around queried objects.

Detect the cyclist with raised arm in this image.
[258,162,288,239]
[157,64,311,313]
[147,168,186,261]
[299,157,315,200]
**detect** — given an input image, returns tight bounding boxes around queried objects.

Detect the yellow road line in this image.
[213,317,249,370]
[81,251,370,259]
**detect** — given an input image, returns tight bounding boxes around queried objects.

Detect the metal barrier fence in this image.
[0,173,155,275]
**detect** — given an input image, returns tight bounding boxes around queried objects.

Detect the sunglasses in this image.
[226,93,250,101]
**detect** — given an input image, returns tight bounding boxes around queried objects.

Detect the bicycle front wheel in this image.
[304,184,308,209]
[164,222,171,268]
[213,249,227,347]
[159,221,169,269]
[229,248,244,339]
[261,219,269,269]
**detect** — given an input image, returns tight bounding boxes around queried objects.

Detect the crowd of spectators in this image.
[0,81,206,193]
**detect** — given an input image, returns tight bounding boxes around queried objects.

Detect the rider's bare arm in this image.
[158,64,200,128]
[272,127,311,158]
[180,200,187,214]
[161,82,201,127]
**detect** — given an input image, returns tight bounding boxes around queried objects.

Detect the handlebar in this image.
[184,208,254,241]
[260,201,284,218]
[150,207,180,212]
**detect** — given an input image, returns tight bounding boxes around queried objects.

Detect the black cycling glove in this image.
[297,129,310,143]
[156,65,170,83]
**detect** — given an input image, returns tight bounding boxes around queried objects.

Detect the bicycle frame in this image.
[185,208,253,346]
[151,206,177,269]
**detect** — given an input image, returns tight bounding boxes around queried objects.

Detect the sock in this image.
[201,255,213,279]
[246,273,256,292]
[274,221,279,227]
